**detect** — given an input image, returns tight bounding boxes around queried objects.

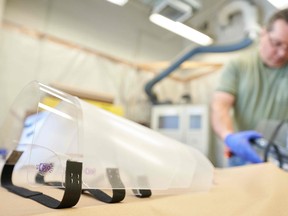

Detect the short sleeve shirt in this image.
[216,50,288,131]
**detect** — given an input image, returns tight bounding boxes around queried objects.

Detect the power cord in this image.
[263,120,286,168]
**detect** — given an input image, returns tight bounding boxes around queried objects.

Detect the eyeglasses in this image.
[267,34,288,53]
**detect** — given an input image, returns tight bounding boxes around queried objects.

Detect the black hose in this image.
[144,37,254,104]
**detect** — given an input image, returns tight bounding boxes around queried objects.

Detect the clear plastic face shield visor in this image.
[0,81,214,208]
[0,81,83,208]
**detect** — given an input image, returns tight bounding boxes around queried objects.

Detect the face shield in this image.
[0,81,214,208]
[0,81,82,208]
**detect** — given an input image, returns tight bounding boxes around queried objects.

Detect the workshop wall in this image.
[0,0,190,125]
[0,27,185,125]
[4,0,187,62]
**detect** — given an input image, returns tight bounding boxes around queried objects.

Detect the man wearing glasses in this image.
[211,8,288,166]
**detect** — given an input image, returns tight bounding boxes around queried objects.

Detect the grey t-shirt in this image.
[216,50,288,131]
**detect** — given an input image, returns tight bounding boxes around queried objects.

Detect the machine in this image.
[151,104,209,156]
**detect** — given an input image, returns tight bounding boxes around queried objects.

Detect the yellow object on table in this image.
[42,96,124,116]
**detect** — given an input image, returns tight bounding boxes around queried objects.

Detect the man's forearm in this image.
[211,92,235,140]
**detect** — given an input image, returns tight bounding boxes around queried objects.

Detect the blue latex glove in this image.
[224,131,263,163]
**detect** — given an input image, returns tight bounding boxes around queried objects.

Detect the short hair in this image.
[267,8,288,31]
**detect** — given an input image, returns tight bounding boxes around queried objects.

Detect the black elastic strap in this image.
[35,174,63,187]
[1,150,82,209]
[131,175,152,198]
[132,189,152,198]
[37,168,152,200]
[82,168,126,203]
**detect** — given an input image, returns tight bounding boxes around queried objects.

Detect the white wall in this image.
[4,0,188,63]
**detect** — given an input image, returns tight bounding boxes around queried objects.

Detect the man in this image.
[211,8,288,166]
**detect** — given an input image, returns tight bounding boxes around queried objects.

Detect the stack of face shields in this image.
[0,81,214,208]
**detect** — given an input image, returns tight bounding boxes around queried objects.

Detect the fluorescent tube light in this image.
[150,13,213,46]
[106,0,128,6]
[267,0,288,9]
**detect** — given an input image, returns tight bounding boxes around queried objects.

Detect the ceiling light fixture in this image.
[149,13,213,46]
[267,0,288,9]
[106,0,128,6]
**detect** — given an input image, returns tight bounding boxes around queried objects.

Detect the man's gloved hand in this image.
[224,131,263,163]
